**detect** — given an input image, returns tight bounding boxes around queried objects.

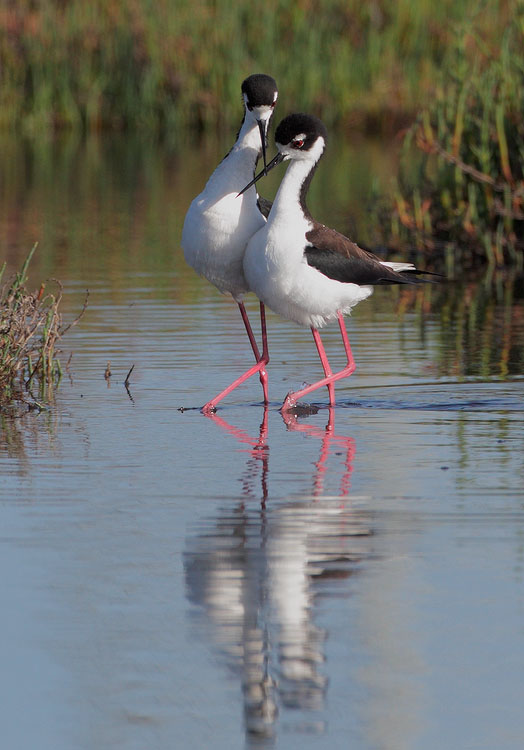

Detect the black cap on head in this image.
[275,113,327,150]
[241,74,278,109]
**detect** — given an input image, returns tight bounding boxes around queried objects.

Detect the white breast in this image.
[181,121,267,301]
[183,187,265,299]
[243,168,373,328]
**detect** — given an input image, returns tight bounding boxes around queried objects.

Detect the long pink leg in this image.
[238,301,269,403]
[312,327,335,406]
[238,301,260,358]
[258,303,269,403]
[282,313,355,411]
[202,301,269,413]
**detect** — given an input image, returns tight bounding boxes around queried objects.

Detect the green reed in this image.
[383,13,524,270]
[0,0,516,135]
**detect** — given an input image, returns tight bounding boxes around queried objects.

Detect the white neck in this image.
[234,113,264,153]
[269,157,314,223]
[204,113,263,196]
[268,137,325,224]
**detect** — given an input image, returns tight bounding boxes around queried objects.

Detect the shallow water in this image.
[1,135,524,750]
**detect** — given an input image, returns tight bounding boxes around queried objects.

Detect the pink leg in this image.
[312,328,335,406]
[258,303,269,404]
[238,301,270,403]
[337,311,354,364]
[282,312,355,411]
[238,301,260,359]
[202,301,269,413]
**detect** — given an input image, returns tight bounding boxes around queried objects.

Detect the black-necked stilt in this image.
[182,74,278,412]
[240,113,434,411]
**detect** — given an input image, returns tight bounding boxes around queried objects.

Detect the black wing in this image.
[305,224,432,285]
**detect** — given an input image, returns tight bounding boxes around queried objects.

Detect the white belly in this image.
[244,225,373,328]
[182,189,265,300]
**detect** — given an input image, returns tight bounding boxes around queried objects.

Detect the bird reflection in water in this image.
[184,408,372,741]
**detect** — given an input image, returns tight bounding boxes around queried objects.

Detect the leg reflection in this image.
[282,407,356,497]
[186,408,371,741]
[205,408,269,505]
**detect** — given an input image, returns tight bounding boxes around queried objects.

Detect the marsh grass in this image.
[0,0,516,135]
[383,15,524,271]
[0,245,87,410]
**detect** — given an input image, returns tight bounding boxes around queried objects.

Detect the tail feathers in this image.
[377,267,443,285]
[380,260,417,272]
[380,261,443,278]
[397,268,443,284]
[401,268,444,278]
[366,245,444,282]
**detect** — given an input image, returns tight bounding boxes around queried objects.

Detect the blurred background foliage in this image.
[1,0,523,268]
[383,13,524,270]
[0,0,518,135]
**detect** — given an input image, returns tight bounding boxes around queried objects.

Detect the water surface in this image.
[1,135,524,750]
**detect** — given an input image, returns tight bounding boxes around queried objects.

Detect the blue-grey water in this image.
[1,134,524,750]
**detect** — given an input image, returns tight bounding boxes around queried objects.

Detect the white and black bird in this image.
[182,74,278,412]
[240,113,434,411]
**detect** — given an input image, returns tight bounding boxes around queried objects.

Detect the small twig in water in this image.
[124,365,135,403]
[124,365,135,387]
[104,361,112,380]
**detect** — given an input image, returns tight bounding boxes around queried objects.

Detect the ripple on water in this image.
[336,381,524,413]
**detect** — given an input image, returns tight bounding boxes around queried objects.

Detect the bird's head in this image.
[241,74,278,172]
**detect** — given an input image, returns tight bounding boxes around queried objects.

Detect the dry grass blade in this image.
[0,245,88,409]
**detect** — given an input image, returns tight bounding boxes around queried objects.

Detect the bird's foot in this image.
[281,392,297,412]
[281,393,319,417]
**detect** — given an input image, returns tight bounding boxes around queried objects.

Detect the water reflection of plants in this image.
[0,407,59,467]
[394,271,524,378]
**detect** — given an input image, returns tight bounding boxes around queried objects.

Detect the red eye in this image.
[292,139,304,149]
[270,101,276,109]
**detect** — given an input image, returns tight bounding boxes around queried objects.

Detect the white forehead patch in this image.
[294,133,307,141]
[256,105,274,121]
[273,91,278,103]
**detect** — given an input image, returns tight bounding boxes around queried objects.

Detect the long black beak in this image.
[257,118,268,174]
[237,152,285,197]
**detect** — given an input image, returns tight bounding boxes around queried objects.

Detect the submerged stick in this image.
[124,364,135,387]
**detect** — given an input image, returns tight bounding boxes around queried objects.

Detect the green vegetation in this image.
[0,0,516,135]
[381,14,524,270]
[2,0,523,269]
[0,245,87,410]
